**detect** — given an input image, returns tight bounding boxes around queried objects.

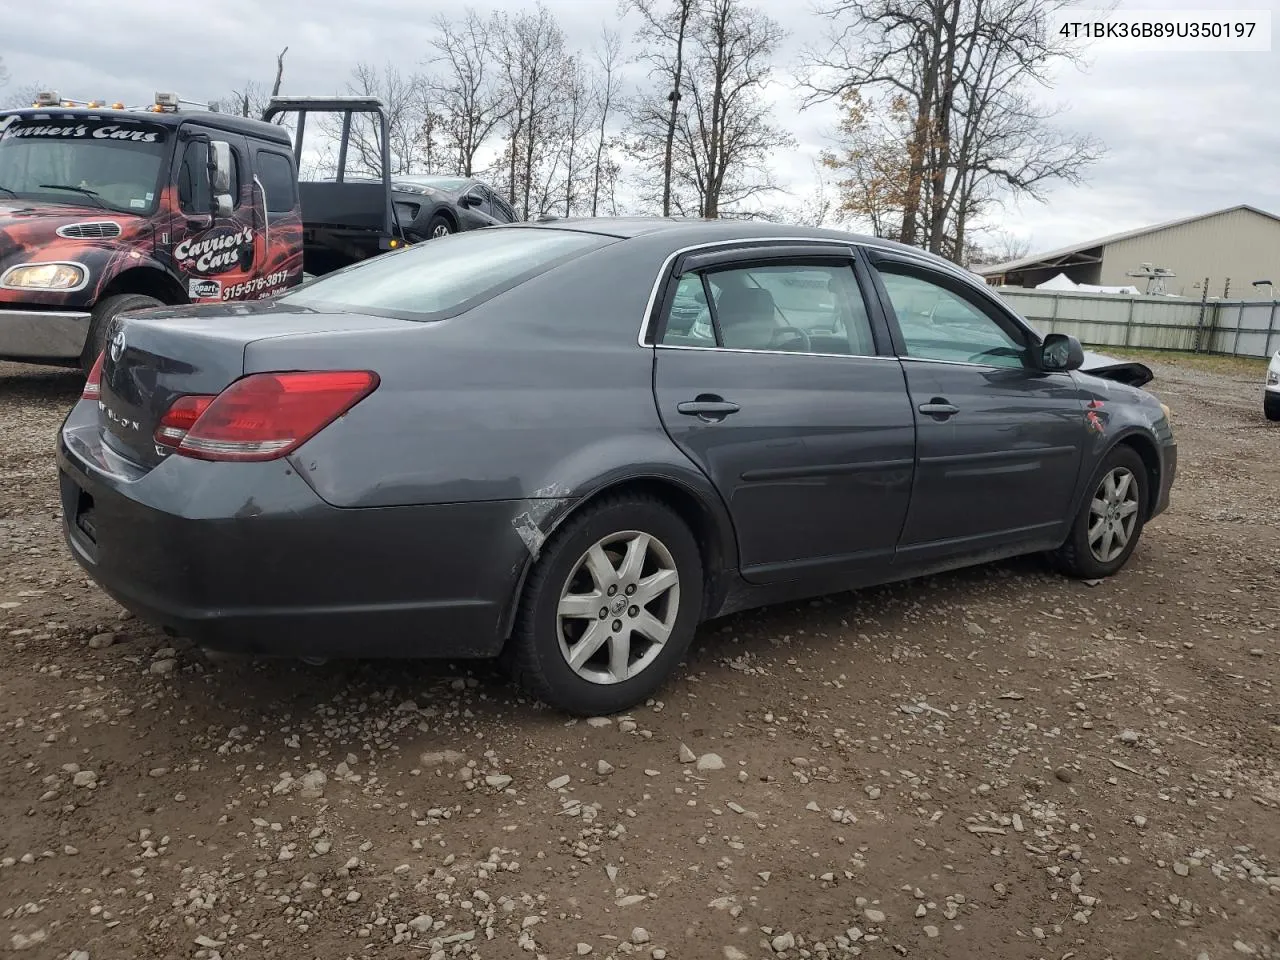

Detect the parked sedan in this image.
[390,175,518,240]
[56,219,1177,715]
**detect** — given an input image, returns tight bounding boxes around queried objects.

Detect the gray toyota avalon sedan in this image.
[56,217,1177,715]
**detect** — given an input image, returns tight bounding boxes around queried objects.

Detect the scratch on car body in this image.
[512,482,574,559]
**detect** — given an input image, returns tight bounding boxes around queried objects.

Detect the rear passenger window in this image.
[255,151,296,214]
[661,263,876,356]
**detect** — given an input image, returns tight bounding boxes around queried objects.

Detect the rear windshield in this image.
[279,227,614,321]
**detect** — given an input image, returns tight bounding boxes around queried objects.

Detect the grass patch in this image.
[1088,346,1270,378]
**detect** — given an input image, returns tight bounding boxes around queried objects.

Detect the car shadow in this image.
[0,362,85,404]
[171,553,1063,749]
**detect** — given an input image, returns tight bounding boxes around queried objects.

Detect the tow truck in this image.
[0,90,406,371]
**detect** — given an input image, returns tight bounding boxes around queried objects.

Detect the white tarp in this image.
[1035,272,1141,295]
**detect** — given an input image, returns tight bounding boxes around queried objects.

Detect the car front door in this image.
[458,185,499,230]
[167,127,252,301]
[650,243,917,585]
[865,251,1088,566]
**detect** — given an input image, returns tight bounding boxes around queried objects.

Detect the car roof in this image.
[512,217,970,275]
[0,107,294,147]
[394,174,475,185]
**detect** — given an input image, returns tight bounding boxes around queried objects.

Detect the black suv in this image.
[389,176,518,240]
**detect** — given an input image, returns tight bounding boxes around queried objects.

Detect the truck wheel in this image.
[1265,393,1280,422]
[81,293,163,373]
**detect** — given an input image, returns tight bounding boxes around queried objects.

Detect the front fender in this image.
[1069,378,1171,521]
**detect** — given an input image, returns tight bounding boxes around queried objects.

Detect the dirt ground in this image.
[0,354,1276,960]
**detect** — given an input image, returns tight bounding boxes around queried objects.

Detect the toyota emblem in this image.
[109,329,126,363]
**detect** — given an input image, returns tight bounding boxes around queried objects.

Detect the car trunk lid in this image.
[97,300,415,470]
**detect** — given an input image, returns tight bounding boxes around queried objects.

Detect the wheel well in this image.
[501,476,731,636]
[1115,434,1161,518]
[433,207,458,231]
[101,267,185,305]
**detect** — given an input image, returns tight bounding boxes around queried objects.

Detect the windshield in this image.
[278,226,615,321]
[0,115,170,214]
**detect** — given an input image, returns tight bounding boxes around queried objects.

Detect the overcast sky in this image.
[3,0,1278,254]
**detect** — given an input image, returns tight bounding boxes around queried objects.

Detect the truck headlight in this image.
[1267,371,1280,386]
[1,262,87,291]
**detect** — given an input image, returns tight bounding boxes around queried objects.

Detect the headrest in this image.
[718,285,776,320]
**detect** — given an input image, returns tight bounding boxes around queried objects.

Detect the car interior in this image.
[662,264,876,356]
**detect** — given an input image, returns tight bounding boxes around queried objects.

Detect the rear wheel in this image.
[81,293,163,373]
[1265,392,1280,422]
[1051,445,1149,579]
[505,494,703,716]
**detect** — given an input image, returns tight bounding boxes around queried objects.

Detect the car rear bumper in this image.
[0,308,90,362]
[56,404,531,658]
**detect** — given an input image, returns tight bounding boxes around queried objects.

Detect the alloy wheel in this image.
[1088,466,1140,563]
[431,223,451,239]
[556,531,680,685]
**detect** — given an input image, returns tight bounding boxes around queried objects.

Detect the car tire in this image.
[425,214,454,240]
[1265,393,1280,422]
[1051,444,1150,580]
[504,494,704,716]
[81,293,163,373]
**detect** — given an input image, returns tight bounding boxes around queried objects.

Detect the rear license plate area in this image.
[59,470,97,545]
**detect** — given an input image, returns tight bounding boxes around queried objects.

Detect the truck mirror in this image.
[208,141,233,195]
[212,193,234,218]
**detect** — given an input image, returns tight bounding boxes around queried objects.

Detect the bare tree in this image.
[626,0,698,216]
[558,55,596,216]
[589,27,625,217]
[800,0,1101,259]
[427,9,509,177]
[672,0,794,217]
[492,4,571,219]
[221,46,289,120]
[967,228,1031,266]
[325,62,430,177]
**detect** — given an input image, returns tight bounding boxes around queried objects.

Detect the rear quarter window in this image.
[255,151,296,213]
[278,227,614,321]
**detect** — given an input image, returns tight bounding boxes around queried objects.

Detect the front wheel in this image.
[81,293,163,373]
[504,494,703,715]
[1051,445,1150,579]
[426,214,453,240]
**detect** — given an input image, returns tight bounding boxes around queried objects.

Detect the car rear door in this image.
[650,242,916,585]
[863,249,1088,565]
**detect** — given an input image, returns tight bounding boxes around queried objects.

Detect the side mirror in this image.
[206,140,235,219]
[1041,332,1085,372]
[208,141,233,195]
[459,193,480,208]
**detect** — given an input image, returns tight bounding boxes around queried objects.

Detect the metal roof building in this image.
[976,204,1280,298]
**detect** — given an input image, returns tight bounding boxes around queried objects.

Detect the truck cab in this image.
[0,91,401,372]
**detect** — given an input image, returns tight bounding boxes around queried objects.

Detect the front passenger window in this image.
[878,269,1027,368]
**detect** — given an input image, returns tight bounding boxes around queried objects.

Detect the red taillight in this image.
[159,370,379,462]
[154,394,215,448]
[82,351,105,401]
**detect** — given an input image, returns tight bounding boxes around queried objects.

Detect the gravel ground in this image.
[0,356,1276,960]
